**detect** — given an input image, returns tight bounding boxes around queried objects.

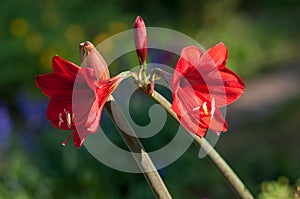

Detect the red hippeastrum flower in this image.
[36,42,128,148]
[171,42,245,137]
[134,16,147,64]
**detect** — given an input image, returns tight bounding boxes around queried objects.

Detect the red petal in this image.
[35,73,75,98]
[219,67,245,105]
[71,68,103,146]
[187,66,245,107]
[52,55,79,77]
[180,114,208,137]
[209,107,228,133]
[73,129,86,148]
[72,68,97,128]
[175,46,203,77]
[195,126,208,137]
[85,101,103,132]
[171,92,182,117]
[206,42,228,68]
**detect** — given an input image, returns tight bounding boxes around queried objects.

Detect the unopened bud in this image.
[134,16,148,64]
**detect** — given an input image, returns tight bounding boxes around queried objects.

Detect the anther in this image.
[64,109,72,129]
[66,113,71,129]
[202,102,209,115]
[58,113,64,127]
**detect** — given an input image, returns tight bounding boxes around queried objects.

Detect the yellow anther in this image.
[202,102,209,115]
[66,113,71,129]
[64,109,72,129]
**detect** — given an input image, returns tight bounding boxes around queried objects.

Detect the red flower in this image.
[134,16,147,64]
[171,42,245,137]
[36,44,126,148]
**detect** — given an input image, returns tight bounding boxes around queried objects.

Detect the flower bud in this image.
[134,16,148,64]
[79,41,110,80]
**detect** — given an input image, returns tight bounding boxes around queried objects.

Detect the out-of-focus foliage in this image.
[1,0,299,98]
[1,0,300,198]
[258,176,300,199]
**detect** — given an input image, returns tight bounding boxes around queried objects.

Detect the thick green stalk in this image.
[141,88,254,199]
[104,95,172,199]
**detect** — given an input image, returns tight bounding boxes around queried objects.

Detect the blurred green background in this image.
[1,0,300,198]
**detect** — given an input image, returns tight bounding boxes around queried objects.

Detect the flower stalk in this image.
[104,95,172,199]
[141,62,148,85]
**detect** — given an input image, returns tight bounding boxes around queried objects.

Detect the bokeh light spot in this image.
[94,33,109,45]
[41,11,59,29]
[94,33,113,54]
[109,21,127,34]
[10,18,29,37]
[26,32,44,54]
[65,24,84,43]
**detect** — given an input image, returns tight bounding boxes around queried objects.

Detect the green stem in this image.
[141,87,254,199]
[142,62,147,84]
[138,62,147,86]
[104,96,172,199]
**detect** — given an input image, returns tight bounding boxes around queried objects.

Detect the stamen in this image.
[61,131,74,147]
[203,102,209,115]
[58,113,64,127]
[66,113,71,129]
[64,108,72,129]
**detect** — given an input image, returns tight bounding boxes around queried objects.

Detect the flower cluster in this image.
[36,16,245,148]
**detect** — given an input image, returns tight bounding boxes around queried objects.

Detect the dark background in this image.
[0,0,300,198]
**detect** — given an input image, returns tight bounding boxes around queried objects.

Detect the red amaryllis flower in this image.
[134,16,147,64]
[36,44,127,148]
[171,42,245,137]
